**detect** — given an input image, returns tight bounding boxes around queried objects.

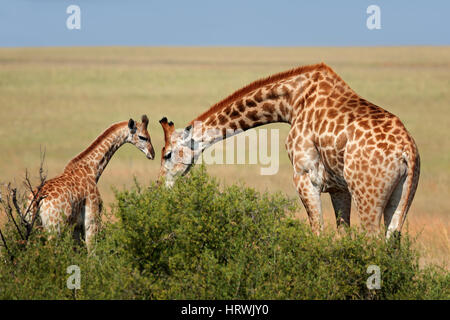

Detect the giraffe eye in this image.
[138,135,148,141]
[163,151,172,160]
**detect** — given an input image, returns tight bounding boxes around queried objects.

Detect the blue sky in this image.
[0,0,449,47]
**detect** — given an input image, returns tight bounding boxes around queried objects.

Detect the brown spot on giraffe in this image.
[229,109,241,119]
[223,106,232,115]
[218,114,228,125]
[246,99,257,108]
[262,102,275,113]
[205,116,216,126]
[238,119,250,130]
[246,110,259,121]
[253,89,264,102]
[236,100,246,112]
[229,122,238,131]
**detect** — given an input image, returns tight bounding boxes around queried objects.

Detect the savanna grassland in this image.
[0,46,448,268]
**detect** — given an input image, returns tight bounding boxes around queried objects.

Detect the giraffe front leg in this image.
[286,126,324,235]
[84,194,101,253]
[293,171,323,235]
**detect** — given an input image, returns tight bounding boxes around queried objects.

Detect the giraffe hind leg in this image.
[73,205,85,244]
[346,180,389,236]
[330,189,351,229]
[84,193,102,253]
[349,170,404,236]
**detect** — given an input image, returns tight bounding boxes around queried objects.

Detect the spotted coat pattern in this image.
[28,116,155,250]
[159,63,420,237]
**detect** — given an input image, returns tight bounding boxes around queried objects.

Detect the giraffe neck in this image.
[64,122,129,182]
[187,65,326,148]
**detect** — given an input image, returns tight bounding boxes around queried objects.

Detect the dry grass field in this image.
[0,47,448,267]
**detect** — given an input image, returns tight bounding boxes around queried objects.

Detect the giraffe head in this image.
[127,114,155,160]
[158,117,199,187]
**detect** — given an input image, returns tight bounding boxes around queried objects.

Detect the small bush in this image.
[0,166,448,299]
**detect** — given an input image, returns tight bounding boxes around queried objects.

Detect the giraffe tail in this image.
[386,146,420,238]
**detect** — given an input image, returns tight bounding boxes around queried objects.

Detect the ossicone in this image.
[159,117,168,124]
[141,114,149,126]
[160,117,174,127]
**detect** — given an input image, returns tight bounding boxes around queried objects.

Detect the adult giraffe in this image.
[158,63,420,238]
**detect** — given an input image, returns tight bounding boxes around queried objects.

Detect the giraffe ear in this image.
[128,118,137,133]
[183,125,192,140]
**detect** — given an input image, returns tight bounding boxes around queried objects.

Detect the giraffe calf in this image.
[27,115,155,251]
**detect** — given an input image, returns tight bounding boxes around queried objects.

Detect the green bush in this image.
[0,166,448,299]
[0,223,144,299]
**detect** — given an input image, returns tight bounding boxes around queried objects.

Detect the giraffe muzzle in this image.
[146,147,155,160]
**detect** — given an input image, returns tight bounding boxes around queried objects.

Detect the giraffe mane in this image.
[192,62,338,123]
[64,121,128,170]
